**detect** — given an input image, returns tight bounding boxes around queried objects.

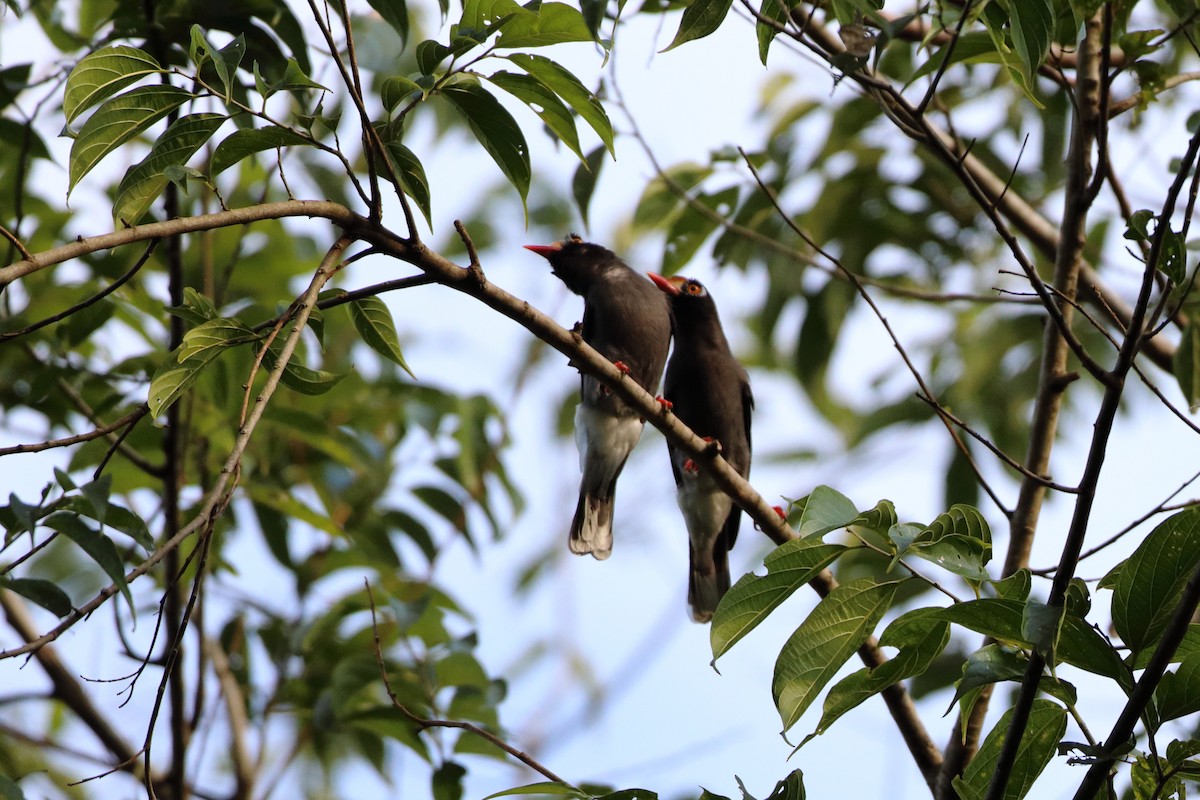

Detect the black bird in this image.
[525,237,673,560]
[648,273,752,622]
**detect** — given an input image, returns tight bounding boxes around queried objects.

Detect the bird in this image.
[525,236,673,560]
[648,272,752,622]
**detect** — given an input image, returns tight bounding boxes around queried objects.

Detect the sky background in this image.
[3,2,1200,799]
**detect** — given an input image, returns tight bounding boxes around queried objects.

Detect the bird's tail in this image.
[688,539,731,623]
[569,487,615,560]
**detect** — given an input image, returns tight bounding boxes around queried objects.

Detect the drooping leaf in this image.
[42,512,132,610]
[661,0,736,51]
[349,296,415,377]
[441,82,530,215]
[209,125,312,177]
[1112,508,1200,658]
[381,140,434,227]
[69,85,194,193]
[710,537,846,662]
[795,485,860,538]
[64,45,164,125]
[772,579,903,732]
[113,112,225,224]
[506,54,614,155]
[367,0,411,45]
[488,70,583,159]
[571,145,606,229]
[1156,650,1200,723]
[0,576,73,618]
[1174,319,1200,412]
[953,700,1066,800]
[757,0,790,64]
[495,2,593,47]
[1006,0,1053,79]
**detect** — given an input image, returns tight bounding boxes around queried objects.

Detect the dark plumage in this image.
[526,237,673,560]
[648,273,752,622]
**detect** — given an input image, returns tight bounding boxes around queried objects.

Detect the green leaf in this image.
[571,145,606,229]
[279,361,347,395]
[69,85,194,193]
[661,0,736,51]
[1006,0,1053,78]
[148,319,256,418]
[64,45,164,125]
[488,70,582,159]
[495,2,594,47]
[367,0,411,44]
[382,75,424,112]
[1156,650,1200,722]
[953,699,1066,800]
[1174,319,1200,413]
[209,125,312,177]
[441,82,530,216]
[804,616,949,745]
[772,579,903,733]
[381,141,433,227]
[506,54,614,155]
[796,485,859,538]
[349,296,415,377]
[113,112,225,224]
[482,783,589,800]
[273,58,329,93]
[432,761,466,800]
[0,576,73,618]
[757,0,790,64]
[710,537,846,662]
[1112,508,1200,658]
[42,512,132,610]
[949,644,1027,711]
[662,187,739,274]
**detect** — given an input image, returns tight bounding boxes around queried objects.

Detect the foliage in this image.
[2,0,1200,799]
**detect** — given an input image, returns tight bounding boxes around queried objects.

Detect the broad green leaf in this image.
[495,2,593,47]
[69,85,193,193]
[1156,650,1200,722]
[1006,0,1053,78]
[42,512,132,609]
[661,0,736,51]
[571,145,606,229]
[1112,508,1200,657]
[488,70,582,159]
[948,644,1027,711]
[273,58,329,93]
[757,0,791,64]
[0,576,73,618]
[506,54,614,155]
[953,700,1066,800]
[167,286,219,324]
[772,579,903,732]
[803,617,949,745]
[1175,320,1200,412]
[209,125,312,177]
[662,187,739,274]
[148,348,221,418]
[279,361,346,395]
[441,82,530,215]
[64,45,164,125]
[367,0,411,44]
[710,537,846,662]
[381,75,424,112]
[909,31,1006,83]
[177,318,257,363]
[796,485,859,538]
[381,141,433,227]
[432,761,466,800]
[482,783,588,799]
[992,569,1032,601]
[113,112,225,224]
[244,485,344,537]
[349,296,415,377]
[631,162,711,230]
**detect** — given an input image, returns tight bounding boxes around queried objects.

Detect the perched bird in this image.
[648,273,752,622]
[525,236,673,560]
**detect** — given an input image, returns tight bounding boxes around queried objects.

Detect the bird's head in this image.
[525,235,620,295]
[648,273,709,300]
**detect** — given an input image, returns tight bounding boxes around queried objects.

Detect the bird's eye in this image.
[687,282,704,295]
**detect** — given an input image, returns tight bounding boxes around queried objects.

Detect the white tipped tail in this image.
[569,404,644,560]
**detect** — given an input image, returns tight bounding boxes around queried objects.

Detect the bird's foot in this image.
[683,458,700,475]
[613,360,631,376]
[655,396,673,412]
[773,505,787,519]
[701,435,722,455]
